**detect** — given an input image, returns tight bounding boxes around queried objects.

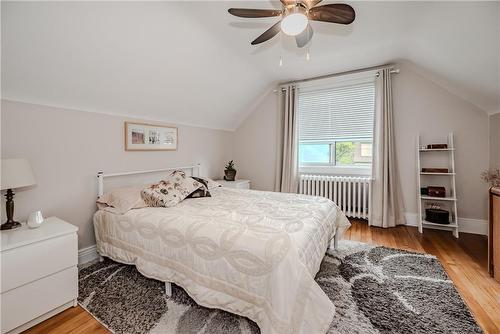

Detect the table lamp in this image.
[1,159,36,230]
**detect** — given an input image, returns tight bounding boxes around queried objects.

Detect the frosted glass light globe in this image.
[281,13,308,36]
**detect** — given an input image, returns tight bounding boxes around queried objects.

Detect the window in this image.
[335,141,372,166]
[299,143,330,164]
[298,78,375,174]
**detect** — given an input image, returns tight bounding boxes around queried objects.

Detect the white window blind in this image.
[298,81,375,143]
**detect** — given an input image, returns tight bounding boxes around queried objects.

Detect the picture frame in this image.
[124,122,178,151]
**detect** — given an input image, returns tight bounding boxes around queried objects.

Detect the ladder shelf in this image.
[417,133,459,238]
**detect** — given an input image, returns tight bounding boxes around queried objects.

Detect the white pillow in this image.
[97,185,147,214]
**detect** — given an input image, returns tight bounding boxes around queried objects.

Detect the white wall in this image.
[490,113,500,169]
[233,63,490,222]
[393,63,489,220]
[233,91,279,191]
[1,100,233,248]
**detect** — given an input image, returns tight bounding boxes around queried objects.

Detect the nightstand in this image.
[0,217,78,334]
[216,179,251,189]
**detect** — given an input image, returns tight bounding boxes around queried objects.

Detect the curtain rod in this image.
[276,64,399,90]
[376,68,400,77]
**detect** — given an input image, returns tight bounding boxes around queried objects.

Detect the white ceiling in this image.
[2,1,499,130]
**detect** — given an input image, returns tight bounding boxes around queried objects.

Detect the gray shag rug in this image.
[78,241,482,334]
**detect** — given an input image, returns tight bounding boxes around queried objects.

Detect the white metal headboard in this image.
[97,164,200,198]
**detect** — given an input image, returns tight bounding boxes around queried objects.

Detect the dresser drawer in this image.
[1,233,77,293]
[1,266,78,333]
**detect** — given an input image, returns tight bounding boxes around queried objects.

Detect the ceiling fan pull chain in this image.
[279,32,284,67]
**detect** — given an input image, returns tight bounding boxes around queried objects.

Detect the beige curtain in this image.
[370,68,406,227]
[274,85,299,193]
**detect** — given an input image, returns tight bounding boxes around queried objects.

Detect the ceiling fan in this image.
[228,1,355,48]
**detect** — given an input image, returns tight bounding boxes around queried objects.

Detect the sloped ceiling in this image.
[2,1,499,130]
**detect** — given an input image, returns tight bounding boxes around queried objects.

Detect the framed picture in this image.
[124,122,178,151]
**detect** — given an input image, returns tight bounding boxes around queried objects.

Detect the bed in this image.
[93,165,351,334]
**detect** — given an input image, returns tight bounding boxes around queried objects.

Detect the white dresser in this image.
[216,179,251,189]
[0,217,78,334]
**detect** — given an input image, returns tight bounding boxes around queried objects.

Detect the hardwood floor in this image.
[24,221,500,334]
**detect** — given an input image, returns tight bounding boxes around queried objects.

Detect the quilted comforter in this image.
[94,188,350,334]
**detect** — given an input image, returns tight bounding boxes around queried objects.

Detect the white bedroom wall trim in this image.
[2,99,234,132]
[404,213,488,236]
[78,245,99,265]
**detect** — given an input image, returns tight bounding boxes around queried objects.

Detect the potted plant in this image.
[481,168,500,187]
[224,160,237,181]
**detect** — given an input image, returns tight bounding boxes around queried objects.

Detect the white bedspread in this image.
[93,188,350,334]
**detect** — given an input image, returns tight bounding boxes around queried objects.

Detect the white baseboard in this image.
[78,244,99,265]
[404,212,488,236]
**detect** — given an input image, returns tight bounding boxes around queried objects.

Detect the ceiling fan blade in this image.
[295,24,313,48]
[251,20,282,45]
[304,0,323,8]
[228,8,282,18]
[308,4,355,24]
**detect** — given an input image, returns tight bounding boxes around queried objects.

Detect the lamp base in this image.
[2,189,21,230]
[1,220,22,230]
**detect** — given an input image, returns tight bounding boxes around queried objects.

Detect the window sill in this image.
[299,166,372,177]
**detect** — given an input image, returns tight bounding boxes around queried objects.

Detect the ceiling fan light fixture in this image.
[280,7,308,36]
[228,3,356,46]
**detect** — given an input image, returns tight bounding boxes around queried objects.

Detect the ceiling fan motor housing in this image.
[283,3,308,17]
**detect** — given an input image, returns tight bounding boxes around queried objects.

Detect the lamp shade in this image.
[1,159,36,190]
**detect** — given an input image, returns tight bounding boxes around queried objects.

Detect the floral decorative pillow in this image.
[141,170,203,207]
[186,177,211,198]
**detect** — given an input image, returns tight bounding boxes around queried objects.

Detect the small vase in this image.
[27,210,44,229]
[224,170,236,181]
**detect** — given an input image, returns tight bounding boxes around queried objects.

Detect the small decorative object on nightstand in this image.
[224,160,237,181]
[27,210,44,229]
[1,159,36,230]
[216,179,251,190]
[0,217,78,334]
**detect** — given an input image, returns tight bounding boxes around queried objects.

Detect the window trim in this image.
[297,70,377,92]
[299,165,372,176]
